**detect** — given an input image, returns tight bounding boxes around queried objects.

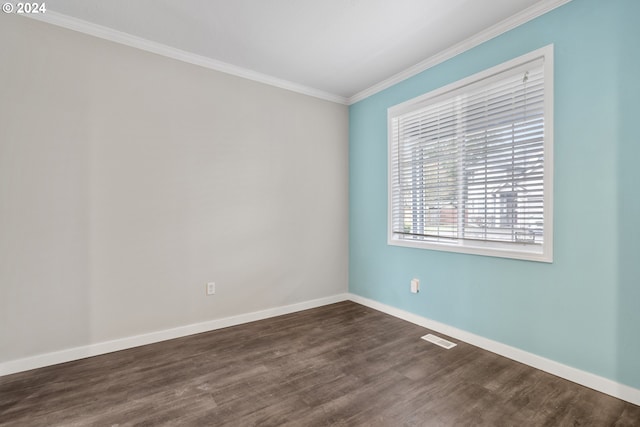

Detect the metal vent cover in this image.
[421,333,457,349]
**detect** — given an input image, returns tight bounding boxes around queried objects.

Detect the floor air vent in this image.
[421,333,457,349]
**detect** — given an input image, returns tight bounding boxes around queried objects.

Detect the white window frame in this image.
[387,45,553,262]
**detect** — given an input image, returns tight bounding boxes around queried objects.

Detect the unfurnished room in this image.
[0,0,639,425]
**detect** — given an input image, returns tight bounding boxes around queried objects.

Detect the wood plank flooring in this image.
[1,301,638,426]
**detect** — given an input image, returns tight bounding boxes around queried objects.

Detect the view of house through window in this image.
[388,46,553,262]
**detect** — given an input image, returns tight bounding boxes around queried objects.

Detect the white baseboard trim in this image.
[0,293,349,377]
[4,292,638,406]
[347,293,640,406]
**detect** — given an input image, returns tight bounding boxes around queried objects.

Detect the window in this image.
[388,46,553,262]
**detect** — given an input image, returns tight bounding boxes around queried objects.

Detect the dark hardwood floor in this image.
[1,301,638,426]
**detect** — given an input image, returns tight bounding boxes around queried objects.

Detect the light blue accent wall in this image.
[616,0,640,390]
[349,0,640,389]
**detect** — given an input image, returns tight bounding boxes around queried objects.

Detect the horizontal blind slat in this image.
[390,60,546,246]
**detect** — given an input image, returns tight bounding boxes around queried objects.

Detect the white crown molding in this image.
[347,0,572,105]
[348,293,640,407]
[0,293,349,377]
[21,1,571,106]
[21,11,349,105]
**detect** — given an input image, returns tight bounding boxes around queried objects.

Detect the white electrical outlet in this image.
[206,282,216,295]
[411,278,420,293]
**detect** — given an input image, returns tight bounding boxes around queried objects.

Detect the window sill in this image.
[388,236,552,263]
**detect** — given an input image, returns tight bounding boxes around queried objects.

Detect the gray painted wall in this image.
[0,15,348,362]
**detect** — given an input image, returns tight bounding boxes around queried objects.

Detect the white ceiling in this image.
[40,0,566,104]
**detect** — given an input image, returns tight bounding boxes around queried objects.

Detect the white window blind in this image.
[388,46,553,262]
